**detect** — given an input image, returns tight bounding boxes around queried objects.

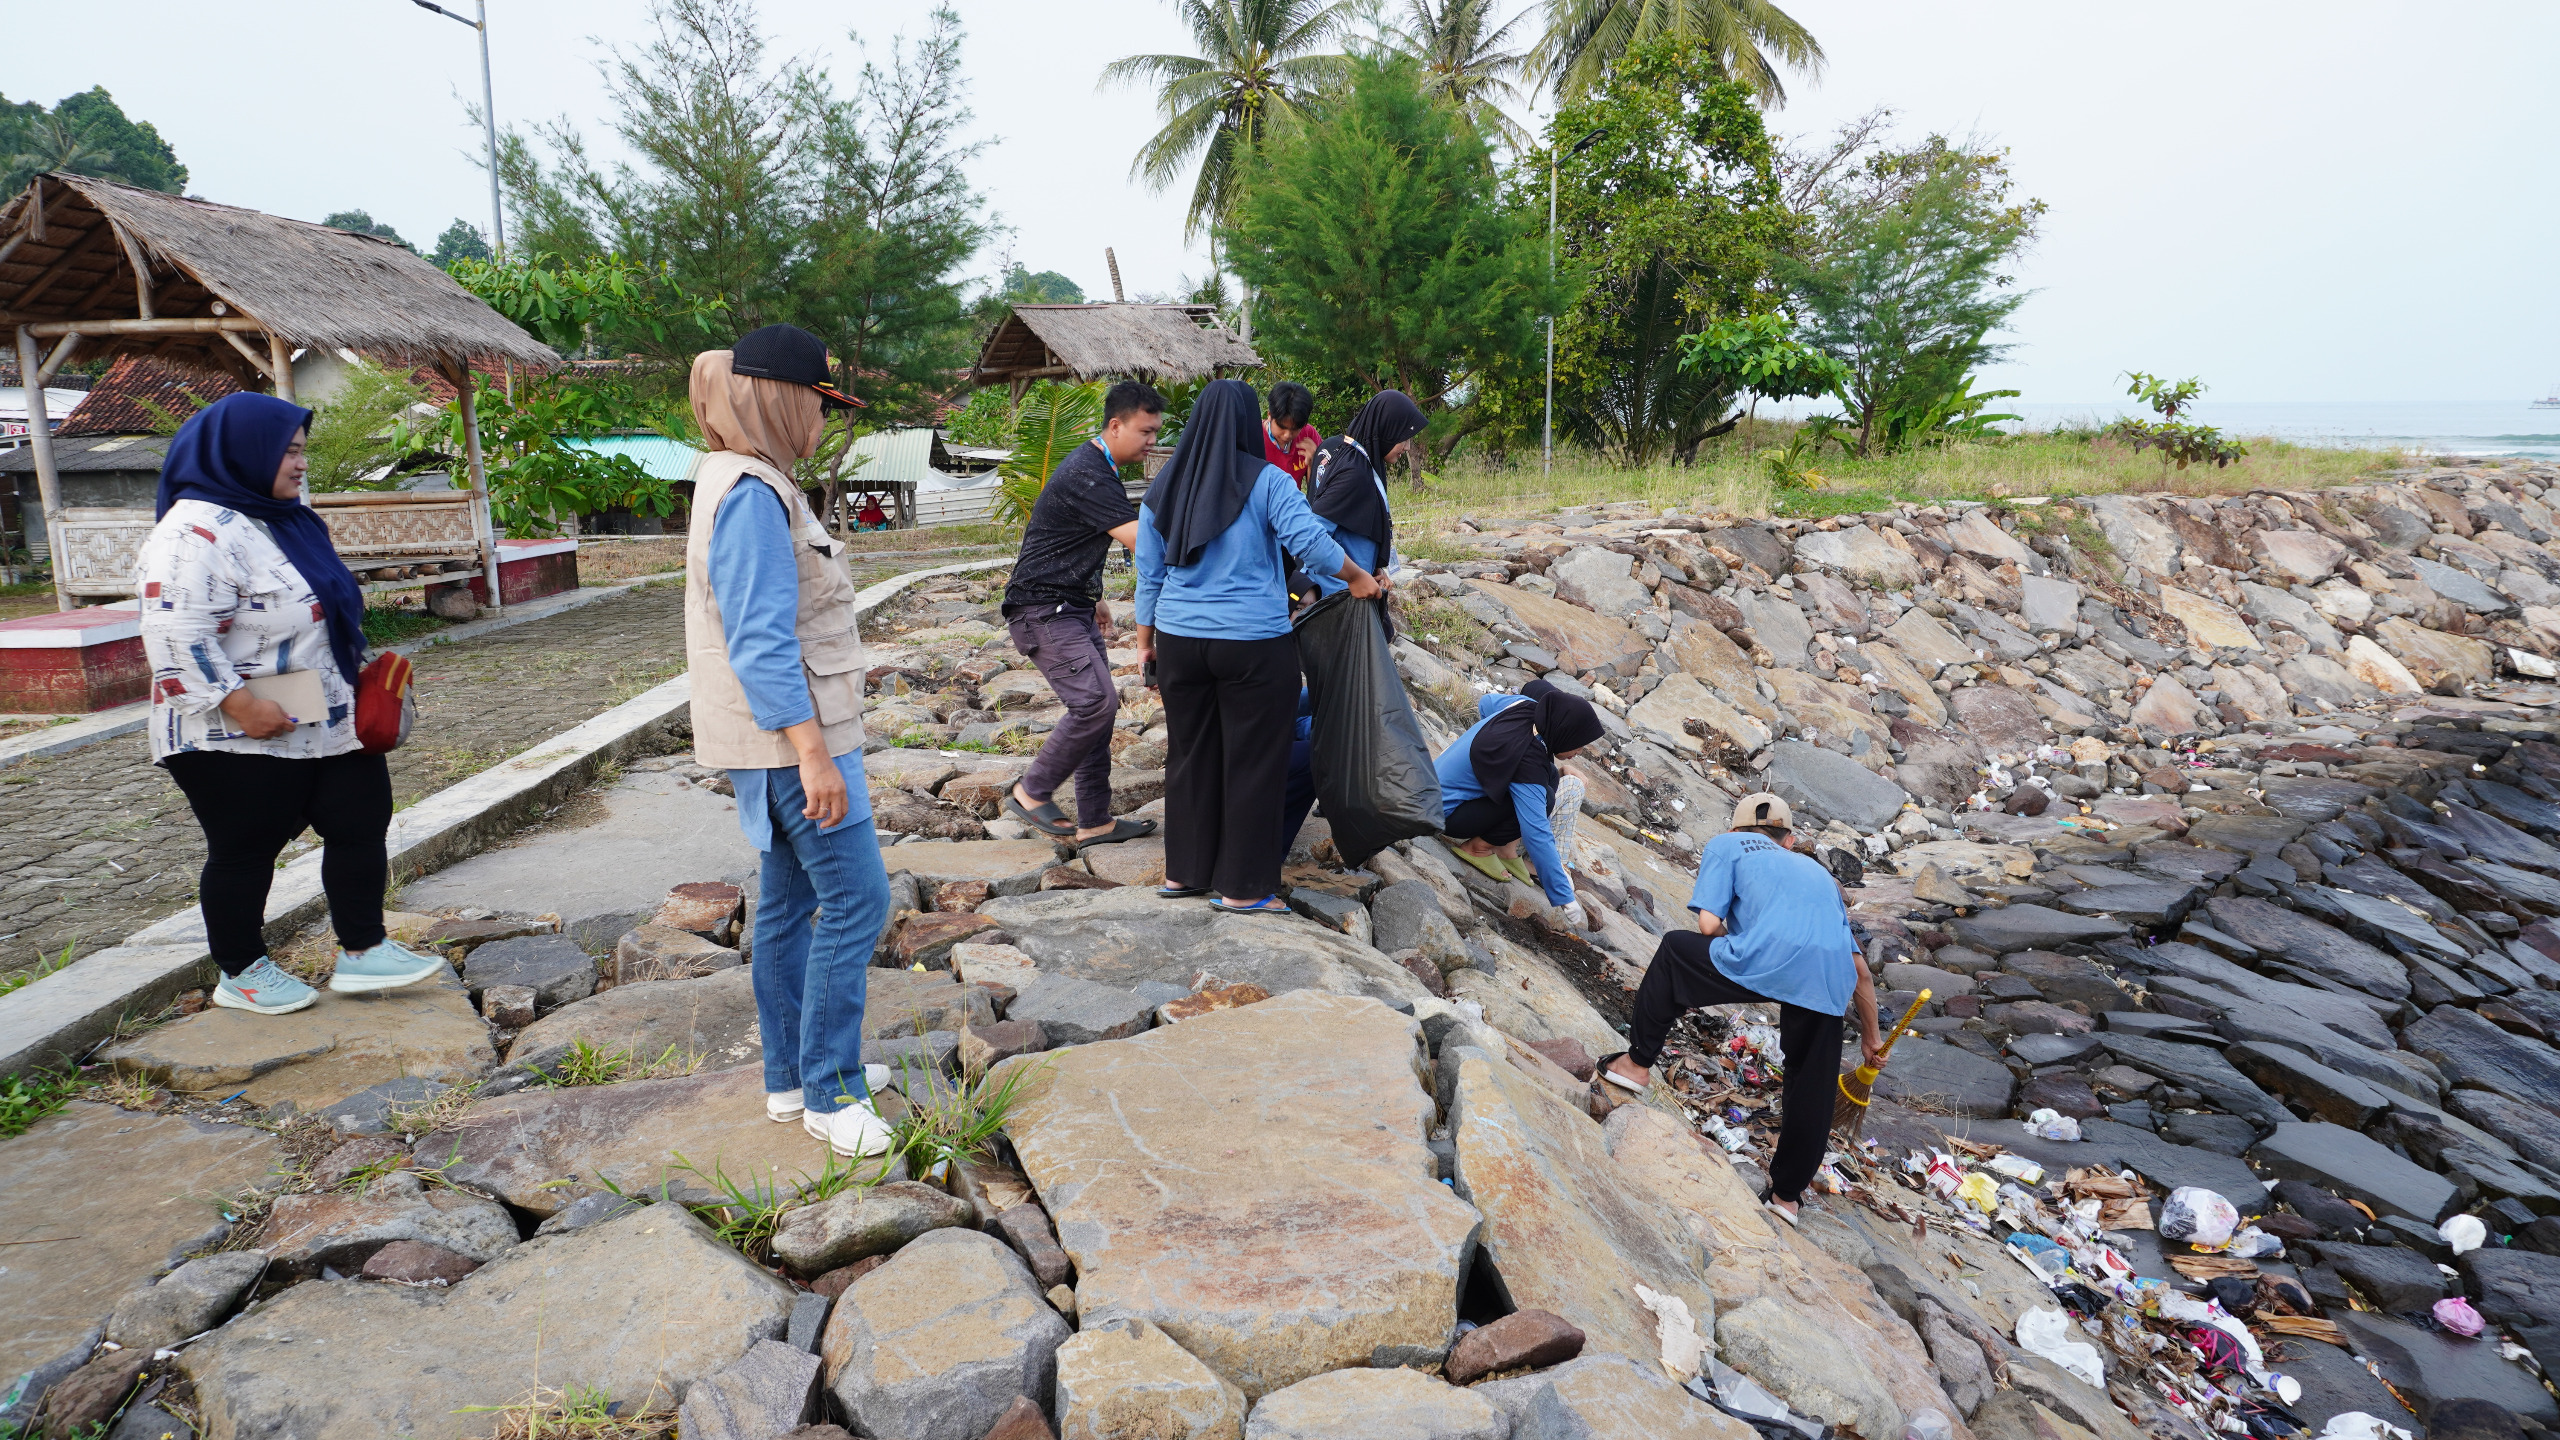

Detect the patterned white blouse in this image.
[137,498,362,763]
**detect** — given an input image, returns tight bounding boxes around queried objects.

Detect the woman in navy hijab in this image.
[137,392,444,1015]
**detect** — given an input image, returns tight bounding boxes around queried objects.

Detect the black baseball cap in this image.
[730,323,865,409]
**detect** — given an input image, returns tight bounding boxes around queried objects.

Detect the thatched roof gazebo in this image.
[0,173,560,610]
[971,302,1260,395]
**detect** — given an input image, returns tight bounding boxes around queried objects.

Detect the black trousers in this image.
[1157,631,1299,900]
[1444,794,1522,847]
[165,749,393,976]
[1629,929,1846,1204]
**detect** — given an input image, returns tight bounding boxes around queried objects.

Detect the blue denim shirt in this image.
[708,481,871,849]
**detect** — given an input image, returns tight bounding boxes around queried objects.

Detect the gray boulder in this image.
[1949,906,2129,954]
[975,887,1431,1005]
[1474,1351,1738,1440]
[1243,1367,1509,1440]
[821,1228,1071,1440]
[1871,1039,2015,1117]
[1763,741,1908,830]
[1372,881,1471,972]
[1550,547,1653,618]
[1008,973,1161,1046]
[104,1252,269,1349]
[2252,1121,2457,1223]
[677,1339,822,1440]
[460,934,596,1014]
[258,1170,519,1277]
[773,1180,973,1277]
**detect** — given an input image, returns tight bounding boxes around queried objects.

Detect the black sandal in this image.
[1077,817,1158,849]
[1594,1051,1647,1093]
[1157,885,1210,899]
[1004,791,1075,837]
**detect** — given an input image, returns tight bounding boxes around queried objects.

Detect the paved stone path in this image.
[0,583,687,981]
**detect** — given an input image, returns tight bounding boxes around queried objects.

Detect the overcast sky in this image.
[10,0,2556,405]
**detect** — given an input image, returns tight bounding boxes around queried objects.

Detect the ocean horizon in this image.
[1995,399,2560,460]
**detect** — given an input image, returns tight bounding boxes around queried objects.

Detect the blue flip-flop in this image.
[1212,895,1291,915]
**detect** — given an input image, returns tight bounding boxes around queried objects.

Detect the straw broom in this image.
[1835,988,1932,1137]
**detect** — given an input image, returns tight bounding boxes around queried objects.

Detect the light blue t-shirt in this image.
[1134,464,1349,640]
[1686,829,1856,1015]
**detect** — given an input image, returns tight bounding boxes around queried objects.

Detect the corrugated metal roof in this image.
[850,427,980,490]
[563,434,704,482]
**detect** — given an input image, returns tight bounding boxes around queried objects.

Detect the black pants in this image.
[1444,794,1522,847]
[165,749,393,976]
[1157,631,1299,900]
[1629,929,1846,1204]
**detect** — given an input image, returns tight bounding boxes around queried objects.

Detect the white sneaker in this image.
[803,1102,895,1158]
[766,1088,805,1122]
[212,958,318,1016]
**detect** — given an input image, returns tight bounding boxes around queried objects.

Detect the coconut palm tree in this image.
[1541,0,1823,105]
[1384,0,1536,151]
[1101,0,1359,239]
[7,113,116,186]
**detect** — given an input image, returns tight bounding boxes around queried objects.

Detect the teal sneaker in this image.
[328,939,447,994]
[213,958,319,1015]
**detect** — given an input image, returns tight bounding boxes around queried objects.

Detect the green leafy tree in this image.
[1223,54,1556,458]
[496,0,992,420]
[1540,0,1822,106]
[446,252,727,359]
[1382,0,1535,151]
[2108,372,2245,470]
[0,87,188,195]
[1781,133,2040,456]
[397,375,679,536]
[999,264,1086,303]
[1101,0,1357,239]
[305,361,432,492]
[431,219,493,268]
[994,381,1105,527]
[1677,313,1845,408]
[1533,42,1796,466]
[320,210,415,252]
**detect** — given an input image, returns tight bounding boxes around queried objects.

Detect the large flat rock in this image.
[975,887,1430,1006]
[2101,1034,2285,1128]
[890,838,1068,889]
[398,770,759,947]
[1949,906,2128,954]
[503,965,762,1079]
[1870,1038,2015,1117]
[100,965,493,1111]
[1763,740,1907,830]
[2404,1004,2560,1117]
[0,1102,276,1381]
[431,1064,844,1218]
[1001,990,1480,1398]
[2202,897,2409,1000]
[2251,1121,2457,1223]
[182,1203,794,1440]
[1476,1351,1759,1440]
[1243,1365,1508,1439]
[1464,579,1651,674]
[1447,1052,1714,1378]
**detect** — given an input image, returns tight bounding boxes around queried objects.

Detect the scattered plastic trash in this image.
[2158,1186,2239,1249]
[1903,1409,1955,1440]
[2016,1306,2106,1388]
[1636,1283,1706,1381]
[2022,1108,2082,1142]
[1954,1171,2001,1213]
[2224,1227,2285,1259]
[2319,1413,2414,1440]
[1987,1154,2046,1185]
[2433,1296,2485,1336]
[2438,1214,2487,1256]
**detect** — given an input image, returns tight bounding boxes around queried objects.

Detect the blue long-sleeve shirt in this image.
[1435,694,1575,908]
[708,481,871,847]
[1306,465,1396,599]
[1135,464,1349,640]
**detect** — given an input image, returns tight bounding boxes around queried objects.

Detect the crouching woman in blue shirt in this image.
[1434,680,1604,918]
[1133,379,1381,912]
[684,328,894,1162]
[1599,792,1884,1223]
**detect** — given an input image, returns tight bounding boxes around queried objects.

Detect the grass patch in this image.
[838,522,1014,553]
[456,1384,674,1440]
[361,604,449,646]
[0,1067,82,1138]
[882,1055,1046,1176]
[384,1081,482,1141]
[537,1039,704,1088]
[1408,426,2409,526]
[1401,597,1498,659]
[0,941,75,998]
[1397,530,1482,565]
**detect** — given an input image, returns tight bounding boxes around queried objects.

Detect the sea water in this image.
[1998,400,2560,460]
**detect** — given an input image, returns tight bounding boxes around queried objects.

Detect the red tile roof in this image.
[58,356,243,437]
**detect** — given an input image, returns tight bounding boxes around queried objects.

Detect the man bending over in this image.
[1602,792,1882,1224]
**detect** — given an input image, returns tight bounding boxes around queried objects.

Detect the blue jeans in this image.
[749,763,891,1115]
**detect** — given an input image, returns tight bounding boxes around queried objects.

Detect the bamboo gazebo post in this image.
[444,364,503,616]
[13,326,69,611]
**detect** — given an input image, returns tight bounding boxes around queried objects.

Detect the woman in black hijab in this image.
[1304,390,1426,599]
[1134,379,1383,912]
[1431,679,1606,924]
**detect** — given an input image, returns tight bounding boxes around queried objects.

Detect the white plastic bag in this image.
[2439,1214,2487,1256]
[2023,1108,2082,1142]
[2016,1306,2105,1389]
[2157,1186,2239,1249]
[1636,1284,1706,1381]
[2319,1414,2414,1440]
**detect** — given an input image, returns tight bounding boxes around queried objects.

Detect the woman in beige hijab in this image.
[683,325,898,1160]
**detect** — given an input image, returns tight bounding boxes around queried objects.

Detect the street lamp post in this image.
[1545,128,1605,477]
[410,0,506,259]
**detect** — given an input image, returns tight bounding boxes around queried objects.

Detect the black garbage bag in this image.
[1292,589,1443,866]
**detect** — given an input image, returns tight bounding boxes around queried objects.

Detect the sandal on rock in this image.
[1076,817,1157,849]
[1595,1051,1648,1093]
[1764,1200,1801,1228]
[1004,792,1075,837]
[1157,885,1210,899]
[1213,895,1292,915]
[1502,855,1538,886]
[1451,848,1512,883]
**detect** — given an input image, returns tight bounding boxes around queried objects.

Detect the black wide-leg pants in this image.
[1629,929,1846,1204]
[1156,631,1300,901]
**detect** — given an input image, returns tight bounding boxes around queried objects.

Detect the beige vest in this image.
[684,452,868,769]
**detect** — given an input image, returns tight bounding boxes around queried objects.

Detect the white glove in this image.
[1554,899,1589,931]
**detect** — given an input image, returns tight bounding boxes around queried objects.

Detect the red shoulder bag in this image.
[355,652,416,754]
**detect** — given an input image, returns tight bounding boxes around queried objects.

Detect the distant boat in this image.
[2537,383,2560,410]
